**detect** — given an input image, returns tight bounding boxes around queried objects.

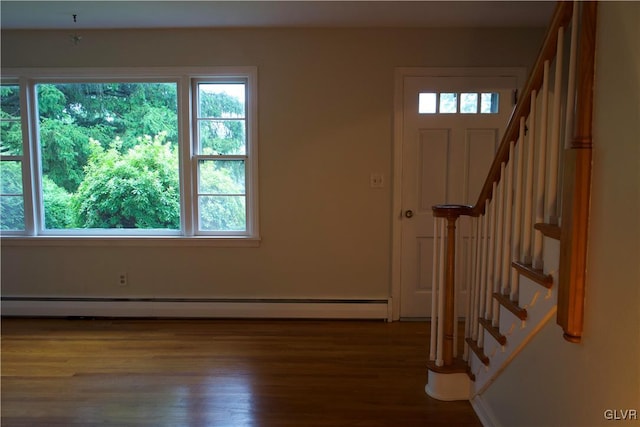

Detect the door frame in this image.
[390,67,526,321]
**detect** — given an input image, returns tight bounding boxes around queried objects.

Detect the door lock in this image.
[405,210,414,218]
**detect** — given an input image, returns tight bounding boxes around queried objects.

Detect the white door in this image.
[399,73,518,318]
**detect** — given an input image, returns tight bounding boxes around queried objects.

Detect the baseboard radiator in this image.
[1,297,391,320]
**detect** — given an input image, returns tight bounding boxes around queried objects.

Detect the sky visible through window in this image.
[419,92,499,114]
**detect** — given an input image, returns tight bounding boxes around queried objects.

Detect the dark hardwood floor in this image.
[1,318,482,426]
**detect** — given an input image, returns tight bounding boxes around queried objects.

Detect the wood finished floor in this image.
[1,318,482,427]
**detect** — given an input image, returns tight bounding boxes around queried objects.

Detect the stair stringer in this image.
[468,236,561,397]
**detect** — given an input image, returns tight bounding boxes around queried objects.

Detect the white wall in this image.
[0,26,543,303]
[480,3,640,426]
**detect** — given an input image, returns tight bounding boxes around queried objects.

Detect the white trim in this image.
[0,298,389,319]
[179,74,195,236]
[2,67,258,80]
[390,68,405,321]
[391,67,526,322]
[0,236,261,247]
[471,395,502,427]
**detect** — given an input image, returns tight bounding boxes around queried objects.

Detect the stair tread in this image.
[479,317,507,345]
[465,337,490,366]
[512,261,553,289]
[493,293,528,320]
[534,222,561,240]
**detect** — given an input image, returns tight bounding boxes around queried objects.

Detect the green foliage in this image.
[0,160,22,194]
[72,133,180,229]
[199,120,246,155]
[42,177,73,229]
[0,160,24,230]
[0,119,23,156]
[198,89,245,155]
[198,160,246,231]
[0,85,21,116]
[39,118,100,192]
[36,85,67,118]
[1,85,23,157]
[0,195,24,230]
[199,196,246,231]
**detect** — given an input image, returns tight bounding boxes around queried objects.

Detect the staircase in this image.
[425,1,597,401]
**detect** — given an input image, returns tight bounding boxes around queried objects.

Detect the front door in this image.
[398,71,519,318]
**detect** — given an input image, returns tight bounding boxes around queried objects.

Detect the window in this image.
[0,67,259,242]
[1,84,25,231]
[418,91,500,115]
[194,81,247,233]
[36,82,180,232]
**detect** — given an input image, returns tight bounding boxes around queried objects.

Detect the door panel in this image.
[400,74,516,318]
[419,129,449,214]
[465,129,499,205]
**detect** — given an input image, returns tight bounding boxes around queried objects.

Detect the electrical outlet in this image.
[370,173,384,188]
[118,272,128,286]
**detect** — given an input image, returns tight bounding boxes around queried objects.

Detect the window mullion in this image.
[21,78,38,236]
[179,75,195,237]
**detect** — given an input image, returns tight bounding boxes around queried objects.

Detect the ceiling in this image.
[1,1,556,30]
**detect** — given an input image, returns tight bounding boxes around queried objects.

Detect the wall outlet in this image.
[370,173,384,188]
[118,272,128,286]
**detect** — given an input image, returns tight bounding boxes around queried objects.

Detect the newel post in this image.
[432,205,472,367]
[558,1,597,343]
[433,204,472,366]
[443,214,458,365]
[426,204,473,402]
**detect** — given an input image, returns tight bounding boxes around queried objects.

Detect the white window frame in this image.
[0,79,31,236]
[0,67,260,247]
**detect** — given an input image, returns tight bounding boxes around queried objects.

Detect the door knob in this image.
[405,210,414,218]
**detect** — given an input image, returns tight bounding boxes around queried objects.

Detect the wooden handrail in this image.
[470,1,574,217]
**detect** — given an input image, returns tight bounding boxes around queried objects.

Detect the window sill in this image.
[0,236,261,248]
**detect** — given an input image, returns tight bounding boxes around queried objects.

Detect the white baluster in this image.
[522,92,537,265]
[478,202,490,347]
[547,26,564,225]
[471,216,482,342]
[564,4,579,152]
[430,218,439,361]
[492,166,505,327]
[436,218,446,367]
[533,61,550,270]
[464,217,478,361]
[511,118,526,300]
[502,142,515,296]
[486,183,498,322]
[453,218,460,359]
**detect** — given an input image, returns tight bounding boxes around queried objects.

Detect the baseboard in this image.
[0,297,391,320]
[471,395,502,427]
